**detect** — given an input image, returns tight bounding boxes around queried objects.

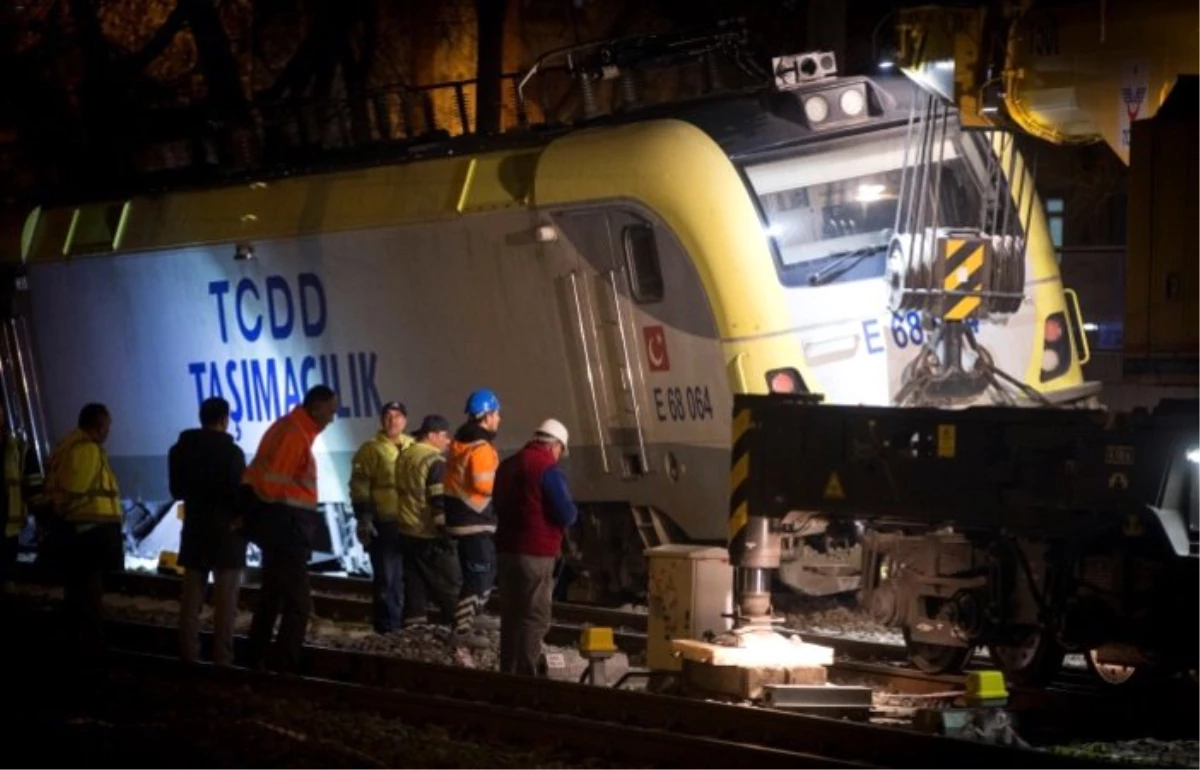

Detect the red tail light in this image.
[1044,316,1064,344]
[766,368,804,394]
[1040,311,1072,382]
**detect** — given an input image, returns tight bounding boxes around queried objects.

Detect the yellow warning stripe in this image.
[946,296,982,320]
[732,408,751,445]
[729,407,752,544]
[943,246,985,290]
[730,452,749,492]
[728,501,748,541]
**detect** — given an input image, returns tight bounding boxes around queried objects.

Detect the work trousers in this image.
[398,534,462,626]
[498,553,556,676]
[0,535,16,594]
[246,504,317,672]
[247,547,311,672]
[179,567,242,667]
[61,524,123,661]
[367,520,405,633]
[453,532,496,635]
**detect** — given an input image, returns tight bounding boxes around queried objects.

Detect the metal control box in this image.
[645,545,732,671]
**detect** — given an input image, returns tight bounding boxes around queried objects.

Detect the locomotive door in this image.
[555,210,651,479]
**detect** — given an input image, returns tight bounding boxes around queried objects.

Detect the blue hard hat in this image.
[465,388,501,417]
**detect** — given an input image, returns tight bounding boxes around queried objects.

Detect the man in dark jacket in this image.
[169,397,247,667]
[494,418,577,676]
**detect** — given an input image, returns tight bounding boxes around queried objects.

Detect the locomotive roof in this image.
[592,73,920,161]
[9,74,924,264]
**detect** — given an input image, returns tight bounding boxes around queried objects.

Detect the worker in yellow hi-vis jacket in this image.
[350,400,414,634]
[44,403,123,658]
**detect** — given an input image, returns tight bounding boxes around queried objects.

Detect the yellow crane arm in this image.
[895,0,1199,165]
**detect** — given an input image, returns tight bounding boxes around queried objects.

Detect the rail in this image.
[3,607,1110,769]
[5,641,843,768]
[11,566,1195,747]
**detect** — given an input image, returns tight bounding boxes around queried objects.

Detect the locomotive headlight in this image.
[856,183,886,203]
[839,88,866,117]
[1041,348,1060,373]
[803,95,830,124]
[1188,447,1199,464]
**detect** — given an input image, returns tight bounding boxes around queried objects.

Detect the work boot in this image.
[454,629,491,651]
[472,614,500,631]
[401,616,429,631]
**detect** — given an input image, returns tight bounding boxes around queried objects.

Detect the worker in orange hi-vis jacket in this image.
[242,385,338,673]
[443,388,502,650]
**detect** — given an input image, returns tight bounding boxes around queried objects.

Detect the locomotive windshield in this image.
[744,130,990,288]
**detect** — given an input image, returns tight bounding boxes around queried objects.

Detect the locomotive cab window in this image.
[743,130,1002,289]
[623,224,664,303]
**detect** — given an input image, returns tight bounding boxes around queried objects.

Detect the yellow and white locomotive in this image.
[0,42,1091,595]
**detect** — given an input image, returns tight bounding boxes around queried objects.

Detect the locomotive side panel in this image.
[546,205,732,544]
[25,209,591,504]
[23,200,737,555]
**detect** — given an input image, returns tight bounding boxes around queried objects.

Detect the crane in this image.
[891,0,1198,389]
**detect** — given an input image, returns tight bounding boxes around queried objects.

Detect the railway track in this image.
[11,566,1197,751]
[13,567,1186,675]
[85,568,906,658]
[2,603,1111,769]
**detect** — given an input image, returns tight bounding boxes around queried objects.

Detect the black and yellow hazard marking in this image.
[728,406,752,544]
[937,424,957,459]
[823,471,845,500]
[941,237,986,321]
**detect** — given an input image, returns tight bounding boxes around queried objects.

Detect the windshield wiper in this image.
[807,242,889,286]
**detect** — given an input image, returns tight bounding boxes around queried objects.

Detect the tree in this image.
[474,0,509,134]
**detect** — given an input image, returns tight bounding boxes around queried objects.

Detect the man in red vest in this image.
[493,419,577,676]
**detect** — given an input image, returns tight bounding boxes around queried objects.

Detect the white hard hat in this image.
[535,418,569,455]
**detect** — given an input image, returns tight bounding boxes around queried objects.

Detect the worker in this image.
[444,388,502,640]
[393,414,462,632]
[350,400,414,634]
[44,403,123,659]
[169,396,247,667]
[494,419,578,676]
[0,402,41,597]
[244,385,338,673]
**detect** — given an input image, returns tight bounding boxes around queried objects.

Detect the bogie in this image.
[862,526,1194,685]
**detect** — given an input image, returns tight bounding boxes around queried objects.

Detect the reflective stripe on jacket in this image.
[443,437,498,535]
[349,431,412,520]
[46,429,121,525]
[394,441,445,538]
[243,407,321,511]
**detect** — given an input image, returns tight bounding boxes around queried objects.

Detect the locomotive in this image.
[0,33,1090,598]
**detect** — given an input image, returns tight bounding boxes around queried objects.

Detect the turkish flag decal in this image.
[643,325,671,372]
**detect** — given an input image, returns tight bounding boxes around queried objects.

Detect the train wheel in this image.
[988,628,1063,685]
[903,629,970,674]
[1085,649,1144,686]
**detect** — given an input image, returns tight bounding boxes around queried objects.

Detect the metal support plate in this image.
[763,684,873,721]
